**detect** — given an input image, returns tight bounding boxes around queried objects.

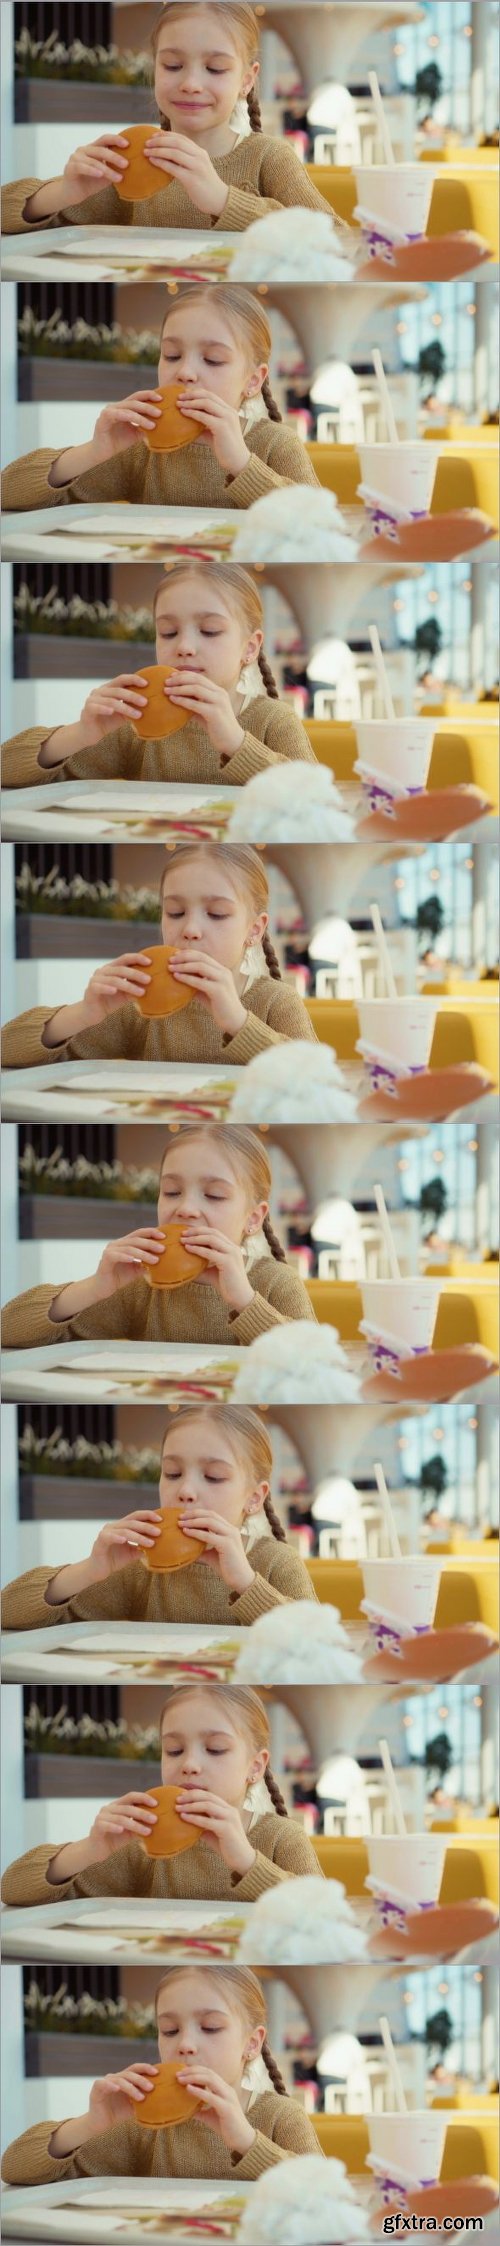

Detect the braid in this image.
[262,2037,288,2096]
[261,373,282,424]
[262,930,281,981]
[247,83,263,132]
[263,1492,287,1543]
[263,1214,287,1263]
[257,648,279,699]
[264,1763,288,1815]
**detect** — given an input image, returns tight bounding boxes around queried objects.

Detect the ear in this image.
[247,911,268,946]
[245,1477,270,1518]
[242,59,260,94]
[245,363,268,399]
[245,2023,266,2062]
[243,628,263,665]
[244,1199,269,1238]
[248,1746,269,1784]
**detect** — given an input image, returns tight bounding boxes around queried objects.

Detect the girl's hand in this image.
[60,134,130,207]
[177,388,251,477]
[78,675,150,745]
[177,1507,254,1594]
[80,952,153,1025]
[89,1510,164,1576]
[169,950,247,1036]
[175,2065,256,2154]
[167,671,245,759]
[95,1229,167,1298]
[176,1788,256,1873]
[180,1225,254,1312]
[145,131,229,217]
[91,392,164,463]
[87,1791,160,1861]
[88,2066,159,2133]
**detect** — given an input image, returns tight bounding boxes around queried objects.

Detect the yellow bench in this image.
[305,717,499,813]
[304,998,499,1090]
[305,442,499,530]
[307,164,499,260]
[312,2112,499,2173]
[305,1558,499,1637]
[311,1834,498,1906]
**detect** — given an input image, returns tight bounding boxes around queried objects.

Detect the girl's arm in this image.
[222,704,316,785]
[1,1555,148,1634]
[214,142,343,231]
[230,1541,318,1624]
[230,1260,317,1343]
[0,721,140,791]
[1,1003,146,1071]
[223,984,318,1063]
[1,1834,149,1907]
[1,2115,141,2186]
[1,165,124,235]
[233,2097,324,2177]
[226,427,319,510]
[232,1818,323,1899]
[1,437,144,515]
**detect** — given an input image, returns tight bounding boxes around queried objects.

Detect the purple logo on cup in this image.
[368,504,428,539]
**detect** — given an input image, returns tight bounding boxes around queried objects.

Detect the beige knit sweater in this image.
[1,1528,317,1633]
[1,418,319,515]
[1,2090,321,2186]
[1,134,336,235]
[1,693,316,790]
[1,1807,321,1907]
[1,1257,317,1351]
[2,971,317,1070]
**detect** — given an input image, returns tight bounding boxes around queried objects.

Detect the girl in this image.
[2,843,318,1068]
[1,1963,321,2184]
[1,2,340,236]
[2,558,317,789]
[2,1680,321,1904]
[1,1124,317,1350]
[1,285,320,514]
[1,1402,317,1631]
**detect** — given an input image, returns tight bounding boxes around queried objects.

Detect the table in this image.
[1,780,235,844]
[0,1621,242,1685]
[1,1340,239,1405]
[1,1899,253,1967]
[1,1060,242,1126]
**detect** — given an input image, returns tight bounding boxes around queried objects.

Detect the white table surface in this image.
[1,1340,239,1405]
[0,226,240,282]
[1,1620,242,1685]
[1,1898,252,1965]
[1,1060,241,1124]
[1,780,234,843]
[2,506,237,564]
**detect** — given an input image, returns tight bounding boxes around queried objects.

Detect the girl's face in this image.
[160,1689,268,1798]
[157,1134,268,1247]
[154,8,259,139]
[161,854,267,969]
[156,1970,265,2081]
[155,574,262,688]
[159,1413,270,1527]
[158,301,267,413]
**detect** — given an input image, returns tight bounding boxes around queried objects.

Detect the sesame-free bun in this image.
[143,1784,202,1860]
[146,383,203,453]
[138,943,193,1018]
[135,2059,201,2127]
[140,1507,205,1574]
[144,1222,207,1291]
[132,667,189,743]
[115,124,167,203]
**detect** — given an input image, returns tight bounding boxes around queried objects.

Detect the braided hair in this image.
[151,5,263,135]
[257,646,280,699]
[262,1212,287,1264]
[262,2038,288,2095]
[159,1124,288,1263]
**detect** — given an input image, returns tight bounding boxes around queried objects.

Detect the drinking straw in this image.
[368,624,396,721]
[373,1182,402,1281]
[370,901,399,1000]
[378,1737,407,1837]
[372,348,400,449]
[374,1459,403,1561]
[368,71,396,167]
[379,2015,408,2113]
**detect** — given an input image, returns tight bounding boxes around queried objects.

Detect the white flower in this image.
[237,2155,370,2244]
[233,1321,361,1406]
[229,761,354,844]
[229,207,354,284]
[235,1601,362,1684]
[232,486,359,564]
[239,1878,367,1965]
[230,1041,356,1124]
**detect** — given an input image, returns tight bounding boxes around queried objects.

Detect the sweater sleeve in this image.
[215,144,340,228]
[223,704,316,784]
[226,430,319,510]
[230,1263,316,1344]
[223,989,317,1064]
[2,439,144,514]
[230,1544,317,1623]
[233,2098,323,2178]
[1,1003,148,1070]
[1,1554,150,1634]
[1,1836,150,1908]
[232,1822,322,1899]
[1,726,62,790]
[1,177,123,235]
[1,720,142,790]
[1,2118,145,2187]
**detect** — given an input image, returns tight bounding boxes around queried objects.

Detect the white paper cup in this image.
[361,1556,441,1643]
[360,1280,439,1358]
[354,720,434,808]
[357,443,440,534]
[354,166,435,256]
[356,998,437,1096]
[366,1834,446,1911]
[367,2114,446,2193]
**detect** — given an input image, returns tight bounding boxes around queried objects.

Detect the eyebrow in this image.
[157,2009,229,2027]
[162,1453,232,1469]
[163,891,236,906]
[157,611,228,626]
[162,335,233,353]
[158,47,235,62]
[160,1172,232,1187]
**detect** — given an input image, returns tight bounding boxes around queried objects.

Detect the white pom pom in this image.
[229,207,353,284]
[235,1601,362,1684]
[232,485,359,564]
[233,1321,361,1405]
[229,762,355,844]
[230,1042,357,1124]
[238,2155,370,2244]
[238,1878,368,1965]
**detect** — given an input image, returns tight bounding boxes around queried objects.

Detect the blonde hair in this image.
[160,284,282,424]
[159,843,281,980]
[151,3,263,131]
[153,560,280,699]
[154,1963,288,2094]
[159,1124,287,1265]
[158,1680,288,1813]
[160,1400,287,1544]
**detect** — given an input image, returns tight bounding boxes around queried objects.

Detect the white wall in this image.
[13,678,102,732]
[18,1238,115,1291]
[21,1795,111,1851]
[1,1405,22,1604]
[20,1516,109,1575]
[1,1127,20,1303]
[15,957,109,1012]
[0,1685,24,1874]
[1,1966,25,2157]
[1,285,21,472]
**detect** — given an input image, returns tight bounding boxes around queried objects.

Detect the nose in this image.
[176,1474,199,1504]
[178,2031,198,2056]
[180,911,202,941]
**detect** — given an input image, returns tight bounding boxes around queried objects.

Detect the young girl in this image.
[2,558,317,789]
[2,843,317,1068]
[1,1963,321,2184]
[1,1680,321,1904]
[1,1131,317,1350]
[1,1,340,237]
[1,285,320,514]
[1,1403,317,1634]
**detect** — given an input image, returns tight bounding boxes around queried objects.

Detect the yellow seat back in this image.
[305,1556,499,1636]
[306,164,499,257]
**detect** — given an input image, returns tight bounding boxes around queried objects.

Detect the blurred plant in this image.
[15,29,150,88]
[24,1980,156,2038]
[24,1702,160,1761]
[418,1454,449,1500]
[14,583,155,644]
[424,2008,454,2058]
[19,1145,158,1203]
[418,1177,448,1234]
[16,864,160,925]
[413,618,443,671]
[424,1732,454,1782]
[415,894,445,946]
[18,306,158,367]
[19,1423,159,1483]
[414,63,444,114]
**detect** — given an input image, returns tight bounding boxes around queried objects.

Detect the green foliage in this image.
[15,29,150,88]
[418,1454,448,1499]
[424,1732,454,1780]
